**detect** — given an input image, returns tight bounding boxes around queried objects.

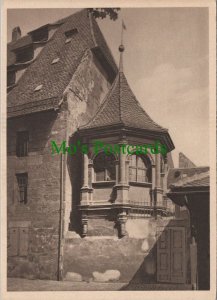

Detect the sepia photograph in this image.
[1,0,216,299]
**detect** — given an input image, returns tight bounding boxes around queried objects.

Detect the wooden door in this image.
[170,227,186,283]
[157,228,171,282]
[157,227,186,283]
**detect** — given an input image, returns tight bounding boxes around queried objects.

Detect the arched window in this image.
[129,155,152,183]
[93,152,116,182]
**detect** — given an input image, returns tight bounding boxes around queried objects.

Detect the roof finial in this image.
[119,20,126,73]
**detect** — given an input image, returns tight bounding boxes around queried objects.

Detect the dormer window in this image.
[64,28,78,43]
[30,27,48,42]
[65,28,78,38]
[51,57,60,64]
[16,46,34,63]
[7,71,16,87]
[34,84,43,92]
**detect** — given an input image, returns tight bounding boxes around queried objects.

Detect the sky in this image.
[7,8,209,167]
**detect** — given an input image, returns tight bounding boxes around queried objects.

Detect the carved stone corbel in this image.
[117,210,127,238]
[81,214,88,237]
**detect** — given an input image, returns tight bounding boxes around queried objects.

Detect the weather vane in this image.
[119,20,126,72]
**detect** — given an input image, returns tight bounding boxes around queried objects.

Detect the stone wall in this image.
[7,110,68,280]
[63,217,191,284]
[63,49,111,234]
[7,49,112,280]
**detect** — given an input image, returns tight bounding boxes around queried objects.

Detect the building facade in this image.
[7,9,204,287]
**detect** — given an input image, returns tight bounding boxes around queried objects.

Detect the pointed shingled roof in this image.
[80,71,167,133]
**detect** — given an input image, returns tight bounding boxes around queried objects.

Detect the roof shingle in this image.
[167,166,210,188]
[7,9,117,118]
[80,71,168,133]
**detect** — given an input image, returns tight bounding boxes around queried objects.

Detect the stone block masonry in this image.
[7,47,112,280]
[7,110,67,280]
[63,218,190,283]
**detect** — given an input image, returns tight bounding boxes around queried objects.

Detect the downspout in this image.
[57,153,64,280]
[185,194,198,290]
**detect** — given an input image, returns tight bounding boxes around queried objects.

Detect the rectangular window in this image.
[16,131,29,157]
[129,167,137,181]
[96,170,105,182]
[129,155,149,182]
[16,173,28,204]
[137,169,146,182]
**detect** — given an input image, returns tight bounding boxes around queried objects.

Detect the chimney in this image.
[12,26,21,42]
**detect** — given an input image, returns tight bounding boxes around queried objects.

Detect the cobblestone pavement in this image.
[7,278,192,291]
[7,277,126,291]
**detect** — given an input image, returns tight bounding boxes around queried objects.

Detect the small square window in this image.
[16,173,28,204]
[65,38,72,44]
[65,28,78,38]
[64,28,78,44]
[34,84,43,92]
[51,57,60,64]
[16,131,29,157]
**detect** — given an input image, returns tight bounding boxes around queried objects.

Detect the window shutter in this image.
[19,227,29,256]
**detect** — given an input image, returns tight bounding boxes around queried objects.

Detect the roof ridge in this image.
[51,9,87,26]
[118,72,123,123]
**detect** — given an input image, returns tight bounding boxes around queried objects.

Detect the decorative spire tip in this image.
[119,44,125,52]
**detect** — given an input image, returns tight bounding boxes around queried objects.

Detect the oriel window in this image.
[16,173,28,204]
[129,155,152,183]
[16,131,29,157]
[93,152,116,182]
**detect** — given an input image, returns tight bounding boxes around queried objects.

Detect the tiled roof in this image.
[7,9,118,118]
[80,71,168,133]
[167,166,209,188]
[170,171,209,188]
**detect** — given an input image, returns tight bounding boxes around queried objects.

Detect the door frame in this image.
[157,226,186,284]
